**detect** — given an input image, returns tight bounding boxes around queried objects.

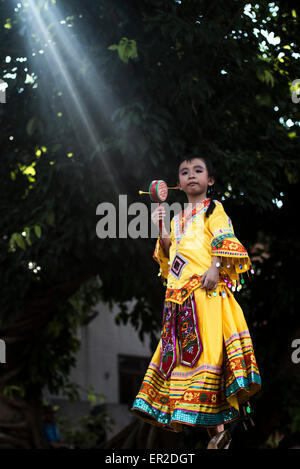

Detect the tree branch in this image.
[0,421,27,430]
[0,361,26,385]
[0,393,27,410]
[0,432,30,449]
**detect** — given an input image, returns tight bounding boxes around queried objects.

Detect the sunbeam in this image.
[23,0,121,193]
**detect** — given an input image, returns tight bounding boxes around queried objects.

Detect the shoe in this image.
[207,429,232,449]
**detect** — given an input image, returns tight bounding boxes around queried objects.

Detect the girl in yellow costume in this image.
[131,155,261,447]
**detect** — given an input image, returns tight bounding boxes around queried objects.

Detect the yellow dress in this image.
[131,198,261,431]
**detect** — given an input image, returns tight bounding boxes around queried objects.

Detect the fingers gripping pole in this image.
[138,180,179,236]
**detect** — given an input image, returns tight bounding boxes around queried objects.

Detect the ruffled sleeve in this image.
[208,202,252,287]
[153,218,174,281]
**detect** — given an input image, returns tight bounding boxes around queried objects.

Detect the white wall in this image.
[70,299,154,403]
[44,298,158,439]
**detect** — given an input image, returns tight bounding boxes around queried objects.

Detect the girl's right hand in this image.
[151,205,166,230]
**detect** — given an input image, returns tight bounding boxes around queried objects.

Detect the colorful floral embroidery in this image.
[160,396,169,404]
[210,205,248,262]
[211,237,249,257]
[132,329,261,429]
[159,292,202,379]
[165,274,227,305]
[177,294,202,368]
[165,274,202,304]
[211,232,236,248]
[183,392,194,402]
[160,302,177,379]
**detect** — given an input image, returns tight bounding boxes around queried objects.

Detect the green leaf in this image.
[3,385,25,398]
[108,44,118,51]
[26,117,37,136]
[24,227,32,245]
[34,225,42,238]
[88,393,97,405]
[15,234,26,250]
[108,38,138,63]
[257,69,275,87]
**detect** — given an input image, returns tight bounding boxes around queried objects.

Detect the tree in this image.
[0,0,299,447]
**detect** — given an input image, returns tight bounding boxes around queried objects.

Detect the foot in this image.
[207,424,224,439]
[207,429,232,449]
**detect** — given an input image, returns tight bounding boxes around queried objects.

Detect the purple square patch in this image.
[171,254,188,279]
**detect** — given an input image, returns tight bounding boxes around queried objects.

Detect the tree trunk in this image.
[0,273,92,448]
[0,394,47,449]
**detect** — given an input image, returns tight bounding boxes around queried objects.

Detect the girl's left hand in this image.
[200,266,219,291]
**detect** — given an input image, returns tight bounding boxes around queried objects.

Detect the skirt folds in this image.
[131,284,261,431]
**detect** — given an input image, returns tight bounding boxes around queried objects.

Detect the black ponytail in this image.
[205,182,216,218]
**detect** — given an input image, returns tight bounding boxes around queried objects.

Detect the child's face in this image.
[178,158,214,198]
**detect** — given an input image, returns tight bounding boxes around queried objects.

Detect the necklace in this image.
[181,198,210,234]
[174,198,211,252]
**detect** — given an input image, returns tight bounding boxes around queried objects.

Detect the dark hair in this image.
[177,154,217,218]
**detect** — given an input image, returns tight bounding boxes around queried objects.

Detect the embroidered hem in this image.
[131,329,262,431]
[131,398,240,431]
